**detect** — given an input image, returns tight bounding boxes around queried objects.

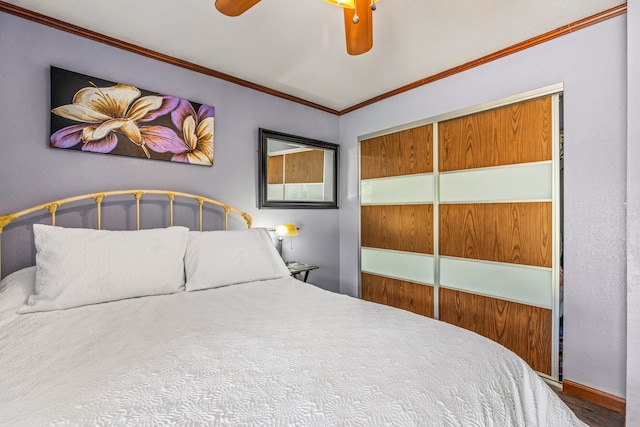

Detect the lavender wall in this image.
[339,16,628,398]
[0,12,340,292]
[627,0,639,423]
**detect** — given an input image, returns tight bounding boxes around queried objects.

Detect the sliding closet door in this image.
[358,87,562,380]
[360,125,435,317]
[437,96,556,376]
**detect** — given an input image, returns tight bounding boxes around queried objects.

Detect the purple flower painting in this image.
[49,67,214,166]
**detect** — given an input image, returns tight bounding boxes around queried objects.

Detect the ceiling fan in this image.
[214,0,378,55]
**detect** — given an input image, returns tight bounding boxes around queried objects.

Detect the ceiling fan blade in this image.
[343,0,373,55]
[215,0,261,17]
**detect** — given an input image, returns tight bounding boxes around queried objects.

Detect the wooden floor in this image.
[553,388,625,427]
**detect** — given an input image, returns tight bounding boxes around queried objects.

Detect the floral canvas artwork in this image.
[49,67,214,166]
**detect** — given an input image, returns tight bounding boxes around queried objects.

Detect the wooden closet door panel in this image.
[439,202,552,267]
[361,204,434,254]
[439,96,552,172]
[436,95,557,377]
[285,150,324,183]
[361,124,433,179]
[362,273,434,318]
[439,288,552,375]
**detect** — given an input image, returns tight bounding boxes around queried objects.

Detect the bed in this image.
[0,190,585,426]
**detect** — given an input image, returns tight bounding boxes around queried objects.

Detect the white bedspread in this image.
[0,278,584,426]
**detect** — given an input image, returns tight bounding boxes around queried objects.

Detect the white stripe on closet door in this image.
[361,247,434,285]
[439,256,553,309]
[439,161,552,203]
[360,174,434,205]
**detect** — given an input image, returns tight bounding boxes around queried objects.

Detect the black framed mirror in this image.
[258,128,339,209]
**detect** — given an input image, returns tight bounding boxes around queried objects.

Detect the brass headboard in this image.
[0,189,252,278]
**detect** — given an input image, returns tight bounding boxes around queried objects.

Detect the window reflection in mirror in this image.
[259,129,339,209]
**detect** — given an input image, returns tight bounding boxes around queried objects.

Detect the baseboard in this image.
[563,379,626,414]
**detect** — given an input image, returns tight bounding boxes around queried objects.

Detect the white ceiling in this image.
[3,0,625,112]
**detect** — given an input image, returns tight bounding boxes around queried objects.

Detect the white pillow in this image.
[0,266,36,322]
[185,228,291,291]
[19,225,189,313]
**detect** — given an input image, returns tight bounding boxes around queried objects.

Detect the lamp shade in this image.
[275,224,299,237]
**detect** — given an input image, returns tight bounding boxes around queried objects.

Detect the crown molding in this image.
[339,3,627,114]
[0,1,627,116]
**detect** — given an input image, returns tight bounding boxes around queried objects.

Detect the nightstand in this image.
[285,261,319,282]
